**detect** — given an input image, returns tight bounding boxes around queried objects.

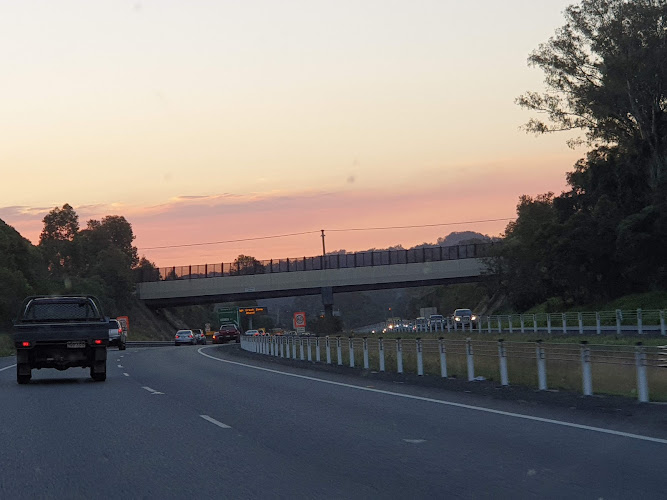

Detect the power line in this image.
[326,218,513,232]
[141,230,320,250]
[139,217,513,250]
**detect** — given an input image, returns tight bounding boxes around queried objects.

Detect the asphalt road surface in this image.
[0,344,665,499]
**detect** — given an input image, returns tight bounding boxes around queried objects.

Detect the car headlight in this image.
[471,315,477,321]
[455,317,461,321]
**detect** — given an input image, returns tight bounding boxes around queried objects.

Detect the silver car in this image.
[109,319,127,350]
[174,329,196,345]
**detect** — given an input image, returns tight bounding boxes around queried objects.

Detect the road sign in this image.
[238,307,267,315]
[218,307,239,327]
[293,312,306,329]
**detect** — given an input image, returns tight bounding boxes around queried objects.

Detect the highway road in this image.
[0,344,665,499]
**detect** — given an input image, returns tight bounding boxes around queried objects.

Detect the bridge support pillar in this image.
[321,287,334,318]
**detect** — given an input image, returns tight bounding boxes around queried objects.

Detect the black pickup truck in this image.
[13,295,110,384]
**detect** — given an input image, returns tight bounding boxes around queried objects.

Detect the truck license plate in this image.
[66,341,86,348]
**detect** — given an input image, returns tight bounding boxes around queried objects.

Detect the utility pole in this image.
[321,229,326,269]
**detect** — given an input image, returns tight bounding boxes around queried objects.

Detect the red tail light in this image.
[118,328,122,334]
[94,339,103,345]
[21,341,31,347]
[189,334,193,338]
[212,335,217,339]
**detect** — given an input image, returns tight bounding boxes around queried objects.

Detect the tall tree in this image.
[232,254,264,275]
[38,204,80,275]
[517,0,667,190]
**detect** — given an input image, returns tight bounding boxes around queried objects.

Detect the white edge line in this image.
[200,414,231,429]
[123,373,130,377]
[197,346,667,446]
[0,364,17,372]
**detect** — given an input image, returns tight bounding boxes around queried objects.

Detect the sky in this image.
[0,0,584,267]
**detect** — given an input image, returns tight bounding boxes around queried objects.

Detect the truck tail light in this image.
[21,341,31,347]
[94,339,103,345]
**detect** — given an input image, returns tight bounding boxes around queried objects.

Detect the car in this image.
[192,328,207,345]
[428,314,445,330]
[174,329,195,345]
[244,329,259,336]
[108,318,127,350]
[214,323,240,343]
[452,309,478,329]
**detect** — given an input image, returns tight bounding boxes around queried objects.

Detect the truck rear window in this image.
[24,301,99,322]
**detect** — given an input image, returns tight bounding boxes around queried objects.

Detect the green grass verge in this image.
[0,334,15,357]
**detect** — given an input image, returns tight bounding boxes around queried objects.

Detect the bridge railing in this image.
[240,335,667,402]
[137,242,496,282]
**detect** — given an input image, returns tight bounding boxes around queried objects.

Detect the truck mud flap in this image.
[93,347,107,362]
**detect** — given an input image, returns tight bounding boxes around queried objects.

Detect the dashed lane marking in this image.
[200,415,231,429]
[123,373,130,377]
[142,386,164,395]
[117,365,123,368]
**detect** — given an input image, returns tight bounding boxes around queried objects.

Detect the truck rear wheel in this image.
[17,364,31,384]
[90,361,107,382]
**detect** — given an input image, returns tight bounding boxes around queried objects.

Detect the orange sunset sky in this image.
[0,0,583,267]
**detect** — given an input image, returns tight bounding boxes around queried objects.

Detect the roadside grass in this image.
[290,334,667,402]
[525,291,667,315]
[0,334,15,357]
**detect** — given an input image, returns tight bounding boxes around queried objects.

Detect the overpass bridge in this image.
[135,243,494,309]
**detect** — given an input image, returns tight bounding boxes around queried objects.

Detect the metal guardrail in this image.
[136,242,495,282]
[241,335,666,402]
[126,341,173,347]
[375,308,666,336]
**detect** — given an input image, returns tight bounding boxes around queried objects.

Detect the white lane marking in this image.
[123,373,130,377]
[117,365,123,368]
[200,414,231,429]
[197,346,667,445]
[403,439,426,444]
[0,364,17,372]
[142,386,164,395]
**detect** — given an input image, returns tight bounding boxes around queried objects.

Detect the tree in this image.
[232,254,264,275]
[517,0,667,189]
[39,204,80,275]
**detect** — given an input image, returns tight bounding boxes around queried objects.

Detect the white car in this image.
[244,329,259,336]
[452,309,478,329]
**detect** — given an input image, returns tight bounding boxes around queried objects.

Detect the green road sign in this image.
[218,307,239,327]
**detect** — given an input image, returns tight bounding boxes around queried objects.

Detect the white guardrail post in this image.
[547,314,552,334]
[315,337,321,362]
[508,315,513,334]
[396,338,403,374]
[498,339,509,386]
[307,337,312,361]
[635,342,649,403]
[596,312,601,335]
[637,308,643,335]
[536,341,547,391]
[533,314,537,334]
[661,310,666,336]
[581,341,593,396]
[439,338,447,377]
[349,338,355,368]
[416,338,424,376]
[616,309,623,336]
[578,312,583,335]
[279,337,284,357]
[520,315,525,334]
[378,337,385,372]
[466,338,474,381]
[336,337,343,366]
[286,337,291,359]
[562,313,567,334]
[299,337,304,360]
[487,316,492,334]
[363,338,369,369]
[497,317,502,334]
[292,337,297,359]
[325,336,331,364]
